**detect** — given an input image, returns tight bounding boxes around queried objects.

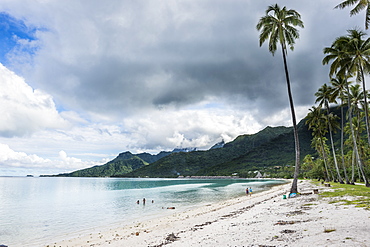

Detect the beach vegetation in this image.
[256,3,304,194]
[319,182,370,210]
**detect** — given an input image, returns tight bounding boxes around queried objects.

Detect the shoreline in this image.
[41,180,288,247]
[44,179,370,247]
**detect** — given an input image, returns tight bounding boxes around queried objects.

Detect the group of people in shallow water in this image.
[136,198,175,209]
[246,187,253,196]
[135,188,253,206]
[136,198,154,205]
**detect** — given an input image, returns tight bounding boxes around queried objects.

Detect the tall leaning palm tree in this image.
[256,4,304,194]
[335,0,370,29]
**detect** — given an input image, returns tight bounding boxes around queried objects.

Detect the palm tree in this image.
[346,84,370,186]
[315,84,344,183]
[323,32,370,187]
[335,0,370,29]
[330,76,351,184]
[306,106,331,181]
[256,4,304,194]
[337,29,370,146]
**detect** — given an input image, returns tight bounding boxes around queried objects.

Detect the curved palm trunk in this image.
[351,147,355,184]
[340,102,350,184]
[319,138,331,181]
[346,84,370,187]
[359,66,370,146]
[280,44,300,194]
[324,105,343,183]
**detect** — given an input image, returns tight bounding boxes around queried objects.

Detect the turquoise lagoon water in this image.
[0,177,286,246]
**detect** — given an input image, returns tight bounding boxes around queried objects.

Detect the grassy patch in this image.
[324,228,336,233]
[318,182,370,210]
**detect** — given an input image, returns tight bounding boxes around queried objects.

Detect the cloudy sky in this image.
[0,0,365,176]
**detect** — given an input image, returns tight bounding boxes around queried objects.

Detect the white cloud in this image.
[0,63,70,137]
[0,143,107,176]
[122,105,263,151]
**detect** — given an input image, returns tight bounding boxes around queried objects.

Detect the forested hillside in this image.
[125,120,314,178]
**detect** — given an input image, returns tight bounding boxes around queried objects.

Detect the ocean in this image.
[0,177,286,246]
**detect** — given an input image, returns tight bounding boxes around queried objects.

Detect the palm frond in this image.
[335,0,361,10]
[350,1,367,16]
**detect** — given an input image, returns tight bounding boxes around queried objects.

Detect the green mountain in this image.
[53,117,315,178]
[194,120,313,177]
[54,150,171,177]
[124,120,314,178]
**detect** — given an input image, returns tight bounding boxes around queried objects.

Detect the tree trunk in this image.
[340,102,350,184]
[320,138,331,181]
[360,66,370,146]
[280,44,300,194]
[351,147,355,184]
[346,84,370,187]
[325,104,343,183]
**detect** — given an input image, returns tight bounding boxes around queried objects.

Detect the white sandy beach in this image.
[46,180,370,247]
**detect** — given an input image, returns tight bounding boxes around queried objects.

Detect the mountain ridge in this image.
[124,123,311,178]
[51,122,308,178]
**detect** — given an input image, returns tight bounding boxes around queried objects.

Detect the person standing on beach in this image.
[246,188,249,196]
[249,187,253,196]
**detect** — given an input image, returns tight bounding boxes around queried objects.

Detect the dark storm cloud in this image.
[7,0,365,120]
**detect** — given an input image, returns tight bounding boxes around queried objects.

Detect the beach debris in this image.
[151,233,180,247]
[274,219,310,225]
[135,232,140,236]
[165,233,179,242]
[191,221,214,231]
[324,228,336,233]
[274,220,298,225]
[280,229,296,234]
[286,210,306,217]
[299,192,313,195]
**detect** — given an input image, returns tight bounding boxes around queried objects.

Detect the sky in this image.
[0,0,366,176]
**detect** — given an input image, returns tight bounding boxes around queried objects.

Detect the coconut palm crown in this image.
[256,4,304,55]
[335,0,370,29]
